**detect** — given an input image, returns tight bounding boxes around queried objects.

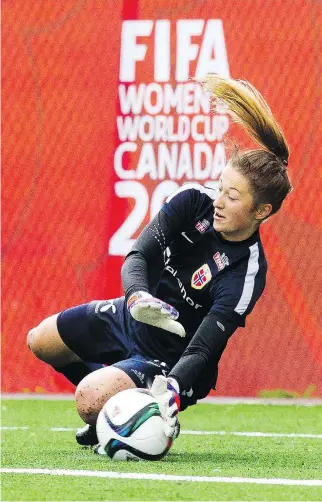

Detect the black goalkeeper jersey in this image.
[124,183,267,333]
[158,184,267,332]
[121,183,267,398]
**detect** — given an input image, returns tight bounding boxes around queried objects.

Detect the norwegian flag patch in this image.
[195,219,210,233]
[191,264,212,290]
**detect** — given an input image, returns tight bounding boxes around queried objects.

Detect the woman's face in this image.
[213,163,261,241]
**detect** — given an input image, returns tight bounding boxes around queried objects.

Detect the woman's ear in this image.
[255,203,272,221]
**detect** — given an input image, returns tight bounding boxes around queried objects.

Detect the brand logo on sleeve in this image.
[191,264,212,289]
[195,219,210,233]
[213,252,229,271]
[216,321,225,331]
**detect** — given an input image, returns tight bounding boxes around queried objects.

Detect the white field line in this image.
[2,394,322,406]
[1,426,322,439]
[201,397,322,407]
[182,430,322,439]
[1,468,322,486]
[1,426,29,430]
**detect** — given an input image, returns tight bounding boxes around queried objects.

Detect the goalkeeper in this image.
[27,75,292,447]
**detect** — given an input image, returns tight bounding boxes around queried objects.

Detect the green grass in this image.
[1,399,322,501]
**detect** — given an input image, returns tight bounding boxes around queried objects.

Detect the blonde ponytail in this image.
[200,75,292,216]
[200,75,289,164]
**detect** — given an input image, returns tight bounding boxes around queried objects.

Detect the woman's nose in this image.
[213,193,224,208]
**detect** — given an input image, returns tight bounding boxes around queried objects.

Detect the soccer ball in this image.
[96,388,173,461]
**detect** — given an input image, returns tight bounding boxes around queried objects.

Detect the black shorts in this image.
[57,299,134,365]
[57,299,198,410]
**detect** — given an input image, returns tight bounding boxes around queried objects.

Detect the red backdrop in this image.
[2,0,322,396]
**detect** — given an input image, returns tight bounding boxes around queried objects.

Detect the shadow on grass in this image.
[164,448,306,469]
[166,451,257,464]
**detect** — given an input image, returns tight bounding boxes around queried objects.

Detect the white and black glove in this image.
[127,291,186,338]
[151,375,181,438]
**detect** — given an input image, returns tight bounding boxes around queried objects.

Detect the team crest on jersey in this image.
[191,264,212,289]
[195,219,210,233]
[213,252,229,271]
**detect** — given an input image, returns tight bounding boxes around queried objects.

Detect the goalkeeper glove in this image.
[127,291,186,338]
[151,375,181,438]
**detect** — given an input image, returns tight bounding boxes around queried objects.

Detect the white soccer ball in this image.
[96,388,173,461]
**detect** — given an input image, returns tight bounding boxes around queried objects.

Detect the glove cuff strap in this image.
[167,378,181,411]
[167,377,180,394]
[127,291,152,309]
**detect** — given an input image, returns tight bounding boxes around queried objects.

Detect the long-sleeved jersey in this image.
[121,183,267,398]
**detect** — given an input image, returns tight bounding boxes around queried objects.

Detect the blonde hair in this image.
[200,75,292,215]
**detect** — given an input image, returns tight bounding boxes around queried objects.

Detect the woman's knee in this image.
[75,366,136,424]
[27,314,80,366]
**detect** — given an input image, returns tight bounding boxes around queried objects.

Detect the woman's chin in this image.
[213,221,227,232]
